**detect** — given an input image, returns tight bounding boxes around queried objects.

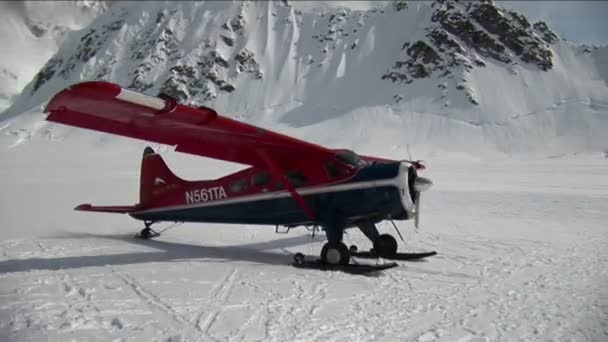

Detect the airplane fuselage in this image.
[129,161,416,227]
[46,81,433,266]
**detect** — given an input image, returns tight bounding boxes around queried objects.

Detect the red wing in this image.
[45,81,338,168]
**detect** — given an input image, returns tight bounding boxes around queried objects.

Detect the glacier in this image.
[0,1,606,341]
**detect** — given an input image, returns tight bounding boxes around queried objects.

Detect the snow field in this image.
[0,140,606,341]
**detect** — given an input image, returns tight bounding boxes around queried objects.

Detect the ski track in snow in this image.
[114,271,196,336]
[0,229,605,341]
[0,150,607,341]
[193,268,239,340]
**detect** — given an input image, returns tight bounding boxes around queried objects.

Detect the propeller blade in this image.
[400,159,426,170]
[414,192,421,229]
[414,176,433,192]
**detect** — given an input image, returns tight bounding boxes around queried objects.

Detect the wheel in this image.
[137,227,151,239]
[373,234,398,257]
[321,242,350,265]
[136,227,159,239]
[293,252,305,265]
[349,245,358,253]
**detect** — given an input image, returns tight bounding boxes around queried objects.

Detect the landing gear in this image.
[291,220,435,272]
[292,240,396,274]
[293,240,351,267]
[373,234,398,257]
[351,233,398,258]
[351,223,436,261]
[135,221,160,239]
[356,222,399,257]
[290,224,399,273]
[293,252,305,265]
[320,241,351,265]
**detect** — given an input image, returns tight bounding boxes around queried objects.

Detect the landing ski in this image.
[291,259,398,275]
[352,251,437,261]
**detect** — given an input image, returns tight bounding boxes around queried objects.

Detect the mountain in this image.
[0,0,108,111]
[1,0,607,157]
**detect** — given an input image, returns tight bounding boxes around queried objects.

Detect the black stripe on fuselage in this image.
[130,185,407,225]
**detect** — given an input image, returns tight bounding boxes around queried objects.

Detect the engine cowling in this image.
[397,162,432,224]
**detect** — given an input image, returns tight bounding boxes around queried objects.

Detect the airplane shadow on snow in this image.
[0,232,328,274]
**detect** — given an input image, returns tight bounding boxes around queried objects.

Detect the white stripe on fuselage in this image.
[131,176,404,216]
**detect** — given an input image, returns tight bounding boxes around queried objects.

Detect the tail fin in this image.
[139,147,185,206]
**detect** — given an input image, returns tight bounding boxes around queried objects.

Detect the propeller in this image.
[413,176,433,229]
[404,145,432,229]
[414,192,421,229]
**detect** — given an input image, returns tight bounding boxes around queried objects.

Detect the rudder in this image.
[139,147,185,207]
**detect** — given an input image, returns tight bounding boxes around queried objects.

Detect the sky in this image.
[291,1,608,46]
[498,1,608,46]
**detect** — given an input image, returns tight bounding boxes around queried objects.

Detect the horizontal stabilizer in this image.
[74,204,138,214]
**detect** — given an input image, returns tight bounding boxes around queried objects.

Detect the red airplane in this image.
[45,81,434,271]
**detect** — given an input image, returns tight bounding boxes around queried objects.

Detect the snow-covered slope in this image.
[0,0,107,111]
[1,3,607,340]
[1,0,607,157]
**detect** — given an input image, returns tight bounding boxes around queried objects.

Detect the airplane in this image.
[44,81,434,271]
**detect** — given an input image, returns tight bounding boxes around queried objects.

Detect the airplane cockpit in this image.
[334,149,368,168]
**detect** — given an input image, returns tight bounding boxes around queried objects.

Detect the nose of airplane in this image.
[400,161,432,230]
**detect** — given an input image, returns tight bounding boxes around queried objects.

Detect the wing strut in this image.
[257,151,318,222]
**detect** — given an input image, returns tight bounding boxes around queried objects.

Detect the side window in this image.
[229,178,248,193]
[286,170,308,187]
[251,171,271,187]
[273,170,308,190]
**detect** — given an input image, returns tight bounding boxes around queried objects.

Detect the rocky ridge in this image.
[28,1,265,108]
[19,0,560,112]
[383,0,558,105]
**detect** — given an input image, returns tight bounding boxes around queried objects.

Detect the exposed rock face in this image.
[29,2,263,107]
[32,18,126,93]
[393,0,408,12]
[533,21,558,45]
[32,58,63,93]
[383,0,558,104]
[11,0,565,118]
[469,3,552,70]
[383,41,443,82]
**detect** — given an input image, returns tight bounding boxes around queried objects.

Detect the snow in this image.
[1,135,607,341]
[0,1,607,340]
[0,1,106,109]
[1,1,607,156]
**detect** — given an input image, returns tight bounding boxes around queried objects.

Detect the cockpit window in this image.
[336,150,366,167]
[324,160,348,178]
